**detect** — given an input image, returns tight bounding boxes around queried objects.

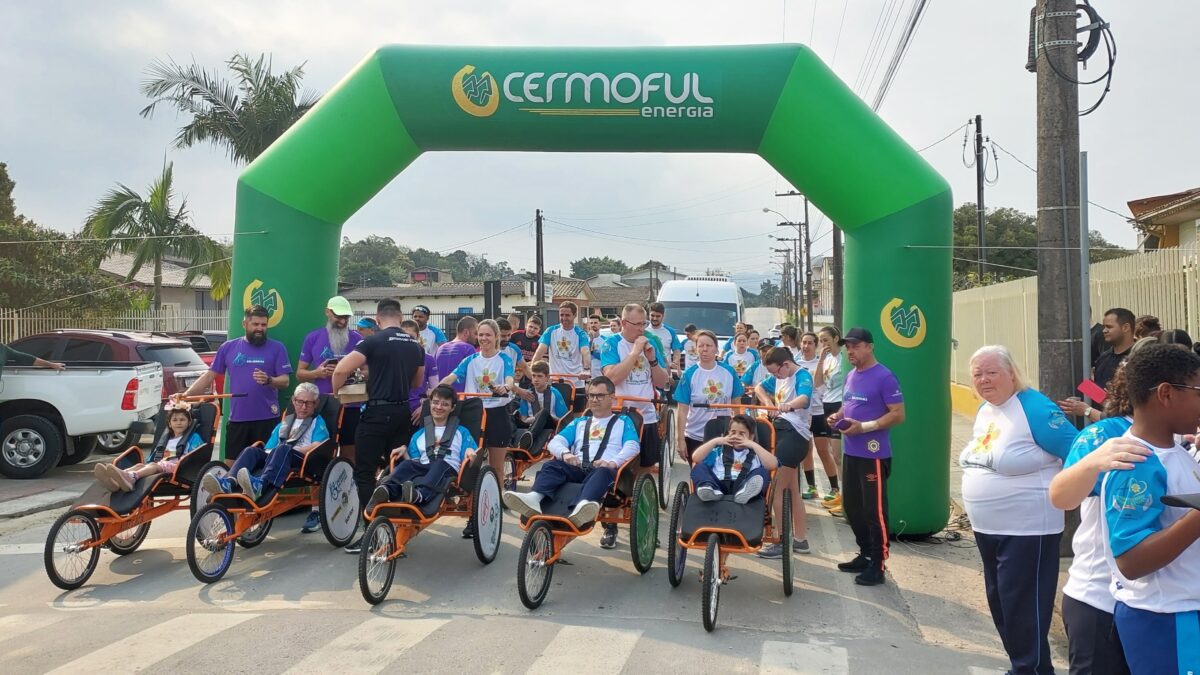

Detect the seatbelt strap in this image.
[280,414,315,445]
[424,415,460,462]
[532,388,552,416]
[581,414,622,472]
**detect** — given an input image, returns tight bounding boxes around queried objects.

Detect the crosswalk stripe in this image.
[284,617,449,675]
[526,625,641,675]
[760,640,849,675]
[967,668,1006,675]
[0,613,68,644]
[45,613,256,674]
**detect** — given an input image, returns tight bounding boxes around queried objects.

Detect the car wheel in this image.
[96,430,134,455]
[0,415,64,479]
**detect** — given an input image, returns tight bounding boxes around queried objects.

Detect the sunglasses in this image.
[1162,383,1200,393]
[586,392,613,400]
[622,319,648,328]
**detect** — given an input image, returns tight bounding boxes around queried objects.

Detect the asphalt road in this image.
[0,489,1014,674]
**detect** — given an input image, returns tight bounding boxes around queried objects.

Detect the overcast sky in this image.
[1,1,1192,291]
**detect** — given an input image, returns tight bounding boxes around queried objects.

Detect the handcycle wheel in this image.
[107,522,151,555]
[657,410,673,510]
[629,473,659,574]
[503,453,518,491]
[190,461,228,518]
[517,520,554,609]
[236,515,273,548]
[781,488,794,597]
[472,464,503,565]
[320,457,360,548]
[44,509,101,590]
[701,533,721,632]
[358,518,397,606]
[667,481,690,587]
[187,503,235,584]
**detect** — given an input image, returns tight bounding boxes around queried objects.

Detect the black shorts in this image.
[772,420,811,469]
[822,402,843,439]
[483,406,515,448]
[810,414,831,438]
[224,418,278,461]
[684,436,705,465]
[639,420,662,467]
[338,405,361,445]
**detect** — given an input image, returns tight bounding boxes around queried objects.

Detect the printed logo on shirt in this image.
[588,424,605,440]
[242,279,285,328]
[879,297,926,349]
[867,439,881,453]
[555,335,573,357]
[732,359,749,376]
[474,368,500,390]
[1110,480,1151,516]
[1047,409,1069,430]
[231,353,267,367]
[703,379,726,403]
[965,422,1000,457]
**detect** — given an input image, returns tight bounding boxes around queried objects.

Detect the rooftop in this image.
[342,281,531,300]
[99,252,212,289]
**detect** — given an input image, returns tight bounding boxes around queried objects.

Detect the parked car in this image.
[166,330,228,353]
[10,330,211,454]
[0,361,161,478]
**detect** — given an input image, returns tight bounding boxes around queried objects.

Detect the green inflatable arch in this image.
[230,44,952,534]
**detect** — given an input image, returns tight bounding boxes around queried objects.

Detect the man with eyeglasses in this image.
[202,382,330,501]
[502,377,640,528]
[294,295,364,532]
[598,303,668,548]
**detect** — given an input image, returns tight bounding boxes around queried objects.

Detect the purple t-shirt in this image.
[210,338,293,422]
[299,327,363,395]
[409,353,438,411]
[841,362,904,459]
[434,340,477,393]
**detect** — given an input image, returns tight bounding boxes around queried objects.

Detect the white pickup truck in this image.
[0,362,162,478]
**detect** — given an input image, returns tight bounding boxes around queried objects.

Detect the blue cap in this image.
[356,317,379,330]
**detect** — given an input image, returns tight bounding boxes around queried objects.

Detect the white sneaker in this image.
[236,468,256,498]
[696,485,722,502]
[734,475,764,504]
[503,491,543,519]
[568,500,600,527]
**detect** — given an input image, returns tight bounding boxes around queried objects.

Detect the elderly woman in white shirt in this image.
[959,345,1077,675]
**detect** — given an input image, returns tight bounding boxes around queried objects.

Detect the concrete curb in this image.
[0,488,84,519]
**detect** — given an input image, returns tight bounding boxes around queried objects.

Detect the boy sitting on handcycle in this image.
[201,382,330,501]
[689,414,777,504]
[364,384,478,514]
[94,402,204,492]
[511,360,569,449]
[502,376,639,528]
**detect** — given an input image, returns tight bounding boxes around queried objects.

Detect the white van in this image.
[655,276,744,341]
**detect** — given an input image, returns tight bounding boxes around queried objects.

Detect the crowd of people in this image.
[959,307,1200,675]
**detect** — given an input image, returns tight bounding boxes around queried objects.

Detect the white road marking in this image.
[526,625,642,675]
[45,613,256,674]
[0,613,68,643]
[284,617,449,675]
[760,640,850,674]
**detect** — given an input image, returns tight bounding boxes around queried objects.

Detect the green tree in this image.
[406,247,513,281]
[634,259,670,272]
[952,203,1130,287]
[140,53,320,165]
[570,256,631,279]
[85,163,230,308]
[339,235,411,286]
[756,279,779,306]
[0,162,15,224]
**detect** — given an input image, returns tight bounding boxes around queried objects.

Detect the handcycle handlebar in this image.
[548,373,588,380]
[458,391,510,399]
[176,393,246,402]
[690,402,780,412]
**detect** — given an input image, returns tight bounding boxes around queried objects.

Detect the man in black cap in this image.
[411,305,447,357]
[826,327,905,586]
[333,298,426,553]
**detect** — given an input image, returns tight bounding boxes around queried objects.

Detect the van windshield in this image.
[659,301,739,337]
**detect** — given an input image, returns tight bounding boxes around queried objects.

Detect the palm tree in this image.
[85,163,231,308]
[139,53,320,165]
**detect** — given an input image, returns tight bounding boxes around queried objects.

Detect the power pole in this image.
[1035,0,1082,406]
[535,209,545,320]
[974,114,987,282]
[803,196,814,331]
[832,226,843,329]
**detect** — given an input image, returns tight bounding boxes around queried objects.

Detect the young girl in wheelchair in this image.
[93,402,204,493]
[688,414,777,504]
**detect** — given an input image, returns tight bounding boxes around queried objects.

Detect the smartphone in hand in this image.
[833,418,853,432]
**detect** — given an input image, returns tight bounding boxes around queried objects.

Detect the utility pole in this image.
[773,247,792,318]
[831,226,843,329]
[803,197,814,331]
[974,114,987,282]
[1035,0,1082,406]
[535,209,545,321]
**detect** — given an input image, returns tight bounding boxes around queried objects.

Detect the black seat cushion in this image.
[680,496,767,548]
[109,475,166,515]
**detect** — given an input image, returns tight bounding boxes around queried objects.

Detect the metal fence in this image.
[952,247,1200,388]
[0,308,230,343]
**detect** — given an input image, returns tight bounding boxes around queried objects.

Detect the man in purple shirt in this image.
[295,296,363,533]
[400,319,438,422]
[827,327,905,586]
[179,305,292,460]
[434,316,478,394]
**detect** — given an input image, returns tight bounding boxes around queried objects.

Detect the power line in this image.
[0,231,263,246]
[549,175,774,218]
[916,122,969,153]
[830,0,849,65]
[9,256,233,313]
[870,0,930,110]
[434,221,532,254]
[545,218,773,244]
[989,138,1131,222]
[951,256,1036,274]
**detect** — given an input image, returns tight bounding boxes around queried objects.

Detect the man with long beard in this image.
[295,296,363,533]
[178,304,292,460]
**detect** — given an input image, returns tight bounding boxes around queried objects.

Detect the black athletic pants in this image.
[976,531,1061,675]
[1062,594,1130,675]
[353,403,412,516]
[842,454,890,564]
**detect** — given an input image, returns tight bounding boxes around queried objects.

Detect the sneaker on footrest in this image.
[568,500,600,527]
[502,491,543,519]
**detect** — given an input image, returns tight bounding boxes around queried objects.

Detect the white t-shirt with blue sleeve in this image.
[539,323,591,386]
[452,351,515,408]
[1062,416,1133,613]
[723,349,759,382]
[419,325,448,357]
[599,334,667,424]
[547,413,640,466]
[407,424,477,471]
[1103,432,1200,614]
[518,386,569,420]
[959,388,1075,536]
[758,370,814,439]
[701,445,761,481]
[673,362,745,441]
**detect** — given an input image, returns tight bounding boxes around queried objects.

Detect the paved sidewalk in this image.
[0,435,150,518]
